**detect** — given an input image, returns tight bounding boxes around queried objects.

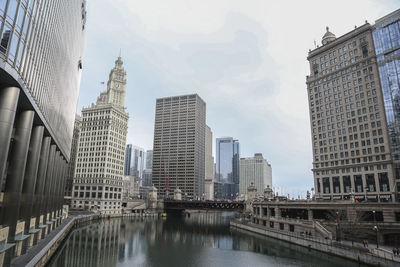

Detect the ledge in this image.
[28,229,40,234]
[14,234,30,241]
[0,243,15,253]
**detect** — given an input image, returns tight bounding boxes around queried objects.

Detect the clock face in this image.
[115,83,120,88]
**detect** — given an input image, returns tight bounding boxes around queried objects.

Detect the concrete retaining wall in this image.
[231,220,400,267]
[25,215,101,267]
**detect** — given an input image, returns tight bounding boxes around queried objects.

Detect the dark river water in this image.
[47,212,365,267]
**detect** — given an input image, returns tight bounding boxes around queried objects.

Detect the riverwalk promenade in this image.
[230,218,400,267]
[10,213,100,267]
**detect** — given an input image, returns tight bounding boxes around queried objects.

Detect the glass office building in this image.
[0,0,86,262]
[373,9,400,199]
[124,144,146,183]
[215,137,239,199]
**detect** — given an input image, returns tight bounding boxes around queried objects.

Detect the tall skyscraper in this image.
[65,115,82,198]
[204,125,215,200]
[125,144,133,176]
[0,0,86,260]
[152,94,206,198]
[146,150,153,169]
[306,11,399,202]
[215,137,240,199]
[72,56,129,214]
[372,9,400,200]
[239,153,272,195]
[124,144,145,182]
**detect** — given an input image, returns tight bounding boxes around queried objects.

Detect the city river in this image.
[47,212,366,267]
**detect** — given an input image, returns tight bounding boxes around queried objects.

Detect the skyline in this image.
[76,0,399,196]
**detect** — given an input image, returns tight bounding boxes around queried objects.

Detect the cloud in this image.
[78,0,399,195]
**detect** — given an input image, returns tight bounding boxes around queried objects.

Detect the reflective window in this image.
[28,0,34,13]
[6,0,18,24]
[16,39,24,68]
[0,25,11,54]
[0,0,6,17]
[9,32,18,61]
[22,14,29,38]
[16,6,25,32]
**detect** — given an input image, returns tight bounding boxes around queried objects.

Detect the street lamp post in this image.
[335,211,341,241]
[373,210,379,248]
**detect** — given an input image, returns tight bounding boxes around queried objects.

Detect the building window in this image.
[354,175,363,192]
[378,173,389,192]
[361,45,368,58]
[366,174,375,192]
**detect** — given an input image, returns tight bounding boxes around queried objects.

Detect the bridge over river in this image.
[163,199,245,211]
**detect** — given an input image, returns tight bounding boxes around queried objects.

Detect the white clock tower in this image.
[106,56,127,108]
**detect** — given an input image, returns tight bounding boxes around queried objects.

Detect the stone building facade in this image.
[306,20,397,202]
[72,56,129,214]
[239,153,272,196]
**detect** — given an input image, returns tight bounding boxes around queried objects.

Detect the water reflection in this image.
[48,212,366,267]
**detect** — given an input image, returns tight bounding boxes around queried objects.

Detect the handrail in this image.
[314,220,333,239]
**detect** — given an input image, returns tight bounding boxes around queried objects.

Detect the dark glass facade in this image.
[373,9,400,199]
[215,137,239,199]
[0,0,86,263]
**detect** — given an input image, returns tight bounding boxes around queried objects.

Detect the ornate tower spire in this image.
[106,55,127,108]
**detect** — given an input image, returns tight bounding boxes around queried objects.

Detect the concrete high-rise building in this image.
[124,144,145,182]
[204,125,214,200]
[72,56,129,214]
[239,153,272,196]
[0,0,86,261]
[65,115,82,198]
[146,150,153,169]
[152,94,206,198]
[215,137,239,199]
[306,11,400,202]
[372,9,400,200]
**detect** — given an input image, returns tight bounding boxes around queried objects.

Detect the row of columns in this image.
[0,86,68,263]
[255,206,314,221]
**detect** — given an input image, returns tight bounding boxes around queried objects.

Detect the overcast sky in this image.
[77,0,399,197]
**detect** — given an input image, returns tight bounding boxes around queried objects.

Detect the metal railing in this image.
[231,218,333,246]
[231,218,400,264]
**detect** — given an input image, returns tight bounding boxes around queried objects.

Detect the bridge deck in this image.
[164,200,245,210]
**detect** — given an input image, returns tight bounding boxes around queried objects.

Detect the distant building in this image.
[125,144,145,183]
[152,94,206,198]
[146,150,153,169]
[306,10,400,202]
[122,176,139,200]
[65,115,82,198]
[239,153,272,196]
[215,137,239,199]
[142,169,152,187]
[72,56,129,214]
[204,125,214,200]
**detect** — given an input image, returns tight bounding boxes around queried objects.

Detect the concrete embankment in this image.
[11,214,101,267]
[230,219,400,267]
[11,212,159,267]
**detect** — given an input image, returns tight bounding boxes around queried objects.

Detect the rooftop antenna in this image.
[119,48,121,57]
